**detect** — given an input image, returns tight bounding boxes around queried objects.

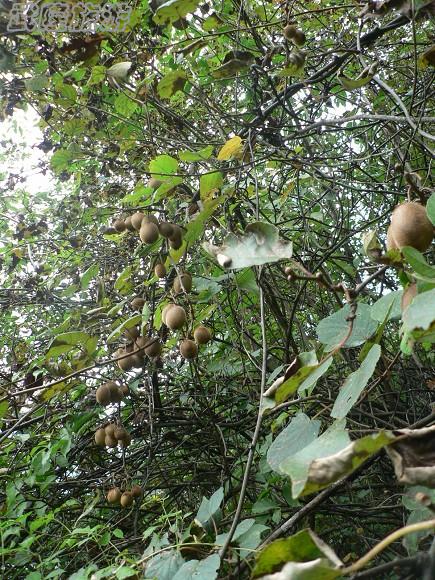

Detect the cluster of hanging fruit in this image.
[106,484,142,507]
[112,211,184,250]
[94,422,132,448]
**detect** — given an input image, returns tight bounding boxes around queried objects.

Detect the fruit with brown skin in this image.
[131,212,145,230]
[194,326,212,345]
[124,215,135,232]
[120,491,133,507]
[144,337,162,357]
[105,424,116,437]
[117,348,135,372]
[154,263,166,278]
[283,24,306,46]
[143,214,159,226]
[119,432,132,448]
[105,434,118,448]
[113,219,126,232]
[96,384,111,406]
[165,305,187,330]
[158,222,174,238]
[124,326,140,340]
[180,339,198,359]
[114,426,129,441]
[148,177,162,190]
[161,304,174,325]
[120,384,129,396]
[107,487,122,504]
[173,272,192,294]
[131,297,145,311]
[94,428,106,446]
[107,381,123,403]
[387,202,434,252]
[169,224,183,249]
[139,222,160,244]
[131,484,142,498]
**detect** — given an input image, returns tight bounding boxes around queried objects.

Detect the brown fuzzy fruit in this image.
[131,484,142,498]
[180,339,198,359]
[107,487,122,504]
[134,336,148,352]
[94,428,106,446]
[148,177,163,190]
[120,384,129,396]
[124,326,140,340]
[139,222,160,244]
[124,215,135,232]
[117,349,134,372]
[154,263,167,278]
[105,434,118,448]
[165,305,187,330]
[131,212,145,231]
[143,214,159,226]
[107,382,123,403]
[114,426,129,441]
[131,297,146,311]
[120,491,133,507]
[169,225,183,249]
[388,202,433,252]
[284,24,306,46]
[105,423,116,437]
[194,326,212,345]
[113,219,126,233]
[119,432,132,448]
[144,338,162,357]
[96,384,111,406]
[173,272,192,294]
[159,222,174,238]
[386,226,397,251]
[161,304,174,325]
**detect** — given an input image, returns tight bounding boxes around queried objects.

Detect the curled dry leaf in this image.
[386,425,435,486]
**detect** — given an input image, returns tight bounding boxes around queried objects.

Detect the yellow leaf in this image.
[217,136,243,161]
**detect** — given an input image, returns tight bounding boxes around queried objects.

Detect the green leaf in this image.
[199,171,223,200]
[107,314,142,343]
[204,222,293,269]
[317,303,378,349]
[114,265,133,294]
[402,246,435,281]
[274,356,333,403]
[87,65,106,86]
[50,149,74,173]
[427,192,435,226]
[172,553,220,580]
[114,94,139,118]
[0,401,8,428]
[185,197,224,245]
[47,332,96,359]
[144,550,185,580]
[80,264,99,290]
[370,291,402,322]
[149,155,179,179]
[157,70,188,98]
[331,344,381,419]
[153,0,201,24]
[24,75,49,92]
[195,487,224,528]
[178,145,214,162]
[402,288,435,341]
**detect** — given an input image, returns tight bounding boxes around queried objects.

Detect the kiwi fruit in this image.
[114,426,129,441]
[387,202,433,252]
[105,434,118,448]
[131,297,145,311]
[180,339,198,359]
[144,337,162,357]
[143,214,159,226]
[158,222,174,238]
[131,212,145,231]
[94,428,106,446]
[124,326,140,340]
[283,24,306,46]
[119,432,132,448]
[120,491,133,507]
[124,215,135,232]
[107,381,123,403]
[173,272,192,294]
[120,384,130,396]
[134,335,148,352]
[194,326,212,345]
[161,304,174,325]
[117,348,134,372]
[139,222,160,244]
[129,350,145,368]
[113,219,126,233]
[105,423,116,437]
[169,225,183,249]
[107,487,122,504]
[154,263,167,278]
[148,177,162,190]
[131,484,142,498]
[96,384,111,406]
[165,305,187,330]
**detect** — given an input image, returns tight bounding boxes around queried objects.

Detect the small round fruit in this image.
[105,434,118,448]
[131,212,145,231]
[96,384,111,406]
[134,335,148,352]
[173,272,192,294]
[161,304,174,325]
[131,484,142,498]
[119,432,132,448]
[148,177,162,190]
[180,339,198,359]
[124,215,135,232]
[139,222,159,244]
[105,423,116,436]
[143,214,159,226]
[124,326,140,340]
[120,491,133,507]
[154,263,167,278]
[144,338,162,357]
[131,297,145,311]
[117,349,134,372]
[113,219,126,233]
[120,384,129,396]
[165,305,187,330]
[284,24,306,46]
[159,222,174,238]
[386,226,397,251]
[107,487,122,504]
[169,224,183,241]
[94,428,106,446]
[107,382,123,403]
[114,426,129,441]
[389,202,433,252]
[194,326,212,345]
